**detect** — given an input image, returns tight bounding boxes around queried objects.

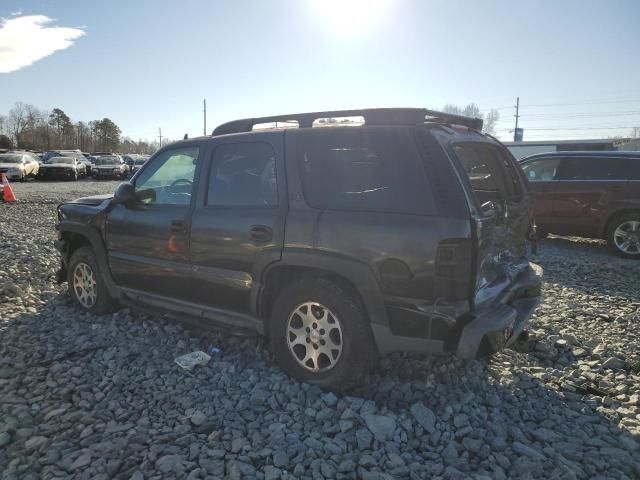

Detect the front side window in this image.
[135,147,199,205]
[207,142,277,207]
[297,128,435,215]
[521,158,560,181]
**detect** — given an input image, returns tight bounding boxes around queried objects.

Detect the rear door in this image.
[452,142,533,306]
[552,156,622,237]
[186,133,287,313]
[106,145,201,300]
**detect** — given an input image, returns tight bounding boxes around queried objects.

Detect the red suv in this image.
[520,151,640,258]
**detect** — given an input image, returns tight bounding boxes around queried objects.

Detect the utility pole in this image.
[513,96,520,141]
[203,99,207,136]
[158,127,163,147]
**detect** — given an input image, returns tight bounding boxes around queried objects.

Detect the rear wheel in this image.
[67,246,115,313]
[269,278,375,390]
[606,213,640,259]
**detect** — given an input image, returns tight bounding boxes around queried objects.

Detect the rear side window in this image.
[521,158,561,181]
[454,143,522,198]
[207,142,277,207]
[557,157,640,181]
[296,128,435,215]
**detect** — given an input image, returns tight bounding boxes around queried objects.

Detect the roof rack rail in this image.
[212,107,483,136]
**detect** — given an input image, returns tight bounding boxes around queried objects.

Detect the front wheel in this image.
[269,278,376,390]
[67,246,115,313]
[607,213,640,259]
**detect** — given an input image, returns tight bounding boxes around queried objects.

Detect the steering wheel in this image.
[171,178,193,187]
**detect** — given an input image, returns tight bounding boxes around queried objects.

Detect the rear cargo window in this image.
[296,128,435,215]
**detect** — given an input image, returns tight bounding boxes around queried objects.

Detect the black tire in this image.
[67,246,115,313]
[606,213,640,259]
[268,278,376,390]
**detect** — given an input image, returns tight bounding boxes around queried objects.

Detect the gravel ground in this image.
[1,180,639,480]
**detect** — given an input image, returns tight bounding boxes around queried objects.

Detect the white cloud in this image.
[0,15,85,73]
[10,11,23,16]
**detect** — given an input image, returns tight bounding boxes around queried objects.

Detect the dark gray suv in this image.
[54,108,542,389]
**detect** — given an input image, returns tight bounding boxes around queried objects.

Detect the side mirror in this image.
[112,182,137,205]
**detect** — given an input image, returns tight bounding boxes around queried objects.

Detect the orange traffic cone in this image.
[1,173,17,203]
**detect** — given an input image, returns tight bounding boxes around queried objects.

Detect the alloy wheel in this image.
[614,221,640,255]
[72,262,98,308]
[286,302,343,372]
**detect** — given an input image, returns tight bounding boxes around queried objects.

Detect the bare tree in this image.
[483,109,500,135]
[7,102,28,148]
[441,103,499,134]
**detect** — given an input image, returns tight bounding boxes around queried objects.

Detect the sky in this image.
[0,0,639,143]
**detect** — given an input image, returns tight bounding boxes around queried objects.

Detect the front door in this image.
[106,145,201,300]
[520,156,561,234]
[187,133,287,313]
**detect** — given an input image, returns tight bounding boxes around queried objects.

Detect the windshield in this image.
[0,155,23,164]
[47,157,75,164]
[135,159,146,165]
[95,156,120,165]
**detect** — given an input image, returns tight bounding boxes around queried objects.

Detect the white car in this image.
[0,152,40,181]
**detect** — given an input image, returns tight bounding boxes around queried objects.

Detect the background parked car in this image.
[130,156,149,174]
[0,152,40,181]
[521,151,640,258]
[37,156,86,180]
[92,155,128,179]
[41,149,83,163]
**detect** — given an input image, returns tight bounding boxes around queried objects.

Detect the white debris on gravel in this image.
[0,180,639,479]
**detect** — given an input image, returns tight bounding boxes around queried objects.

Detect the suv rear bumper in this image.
[456,262,542,358]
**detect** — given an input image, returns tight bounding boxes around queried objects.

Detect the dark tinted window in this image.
[557,157,640,181]
[207,142,277,207]
[297,128,435,215]
[521,157,561,181]
[455,143,522,197]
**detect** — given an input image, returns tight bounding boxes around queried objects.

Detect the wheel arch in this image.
[257,252,389,336]
[57,221,119,297]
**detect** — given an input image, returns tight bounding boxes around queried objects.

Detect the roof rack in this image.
[212,107,483,136]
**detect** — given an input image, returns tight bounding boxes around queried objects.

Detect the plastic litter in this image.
[174,351,211,370]
[209,347,221,355]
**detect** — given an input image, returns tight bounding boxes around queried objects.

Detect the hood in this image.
[95,164,121,169]
[42,162,76,168]
[69,193,113,205]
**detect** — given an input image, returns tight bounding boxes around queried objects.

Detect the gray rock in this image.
[356,428,373,449]
[512,442,546,461]
[410,402,436,433]
[264,465,281,480]
[442,441,459,466]
[273,450,289,468]
[70,452,92,470]
[190,411,207,426]
[363,414,396,442]
[320,461,336,478]
[156,454,185,473]
[24,435,47,451]
[0,431,11,448]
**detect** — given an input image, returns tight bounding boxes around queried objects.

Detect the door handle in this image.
[249,225,273,242]
[170,220,186,233]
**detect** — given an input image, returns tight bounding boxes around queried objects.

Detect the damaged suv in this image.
[54,108,542,389]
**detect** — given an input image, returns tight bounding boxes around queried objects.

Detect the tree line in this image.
[0,102,160,154]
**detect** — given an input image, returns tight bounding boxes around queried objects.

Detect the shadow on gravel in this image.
[1,294,639,479]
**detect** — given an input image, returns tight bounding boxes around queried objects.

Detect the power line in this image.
[495,98,640,110]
